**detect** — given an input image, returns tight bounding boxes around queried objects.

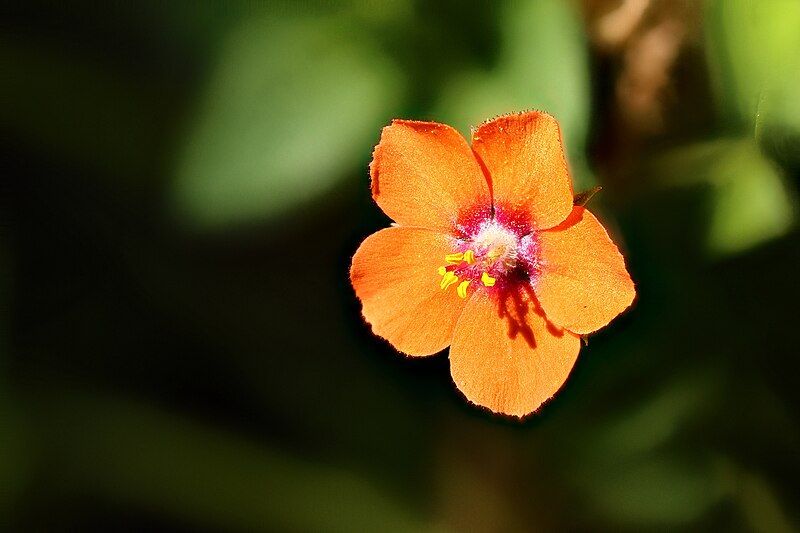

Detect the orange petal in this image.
[449,287,581,417]
[471,111,574,230]
[350,227,468,356]
[535,207,636,335]
[370,120,491,233]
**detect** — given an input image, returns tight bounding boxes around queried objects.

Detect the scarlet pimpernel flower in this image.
[350,111,635,418]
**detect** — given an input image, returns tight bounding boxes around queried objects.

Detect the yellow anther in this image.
[481,272,496,287]
[463,250,475,264]
[456,280,470,299]
[440,271,459,290]
[445,252,464,264]
[437,266,447,276]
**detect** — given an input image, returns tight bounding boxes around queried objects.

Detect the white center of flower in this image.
[471,220,520,269]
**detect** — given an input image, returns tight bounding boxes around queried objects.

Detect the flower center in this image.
[437,220,536,299]
[471,222,520,270]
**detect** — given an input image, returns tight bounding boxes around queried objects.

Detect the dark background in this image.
[3,0,800,531]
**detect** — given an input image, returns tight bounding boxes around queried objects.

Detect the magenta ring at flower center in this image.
[450,204,541,290]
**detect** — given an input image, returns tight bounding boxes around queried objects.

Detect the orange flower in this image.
[350,111,635,418]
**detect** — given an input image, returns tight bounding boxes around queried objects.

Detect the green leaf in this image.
[171,16,403,230]
[733,467,795,533]
[578,455,726,527]
[435,0,592,188]
[705,0,800,135]
[591,374,715,458]
[652,139,795,257]
[706,142,795,255]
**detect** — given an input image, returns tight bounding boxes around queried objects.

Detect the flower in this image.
[350,111,636,418]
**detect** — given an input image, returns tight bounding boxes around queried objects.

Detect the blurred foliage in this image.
[172,14,403,230]
[30,391,430,532]
[649,138,795,256]
[705,0,800,137]
[4,0,800,531]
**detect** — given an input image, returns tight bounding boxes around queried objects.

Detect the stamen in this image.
[463,250,475,264]
[481,272,496,287]
[456,280,470,299]
[440,271,459,290]
[437,266,447,276]
[445,252,464,264]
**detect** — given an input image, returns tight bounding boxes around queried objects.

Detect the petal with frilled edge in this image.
[449,286,581,417]
[370,120,491,233]
[351,227,468,356]
[472,111,574,230]
[534,207,636,335]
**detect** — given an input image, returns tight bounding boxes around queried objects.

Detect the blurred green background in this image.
[3,0,800,531]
